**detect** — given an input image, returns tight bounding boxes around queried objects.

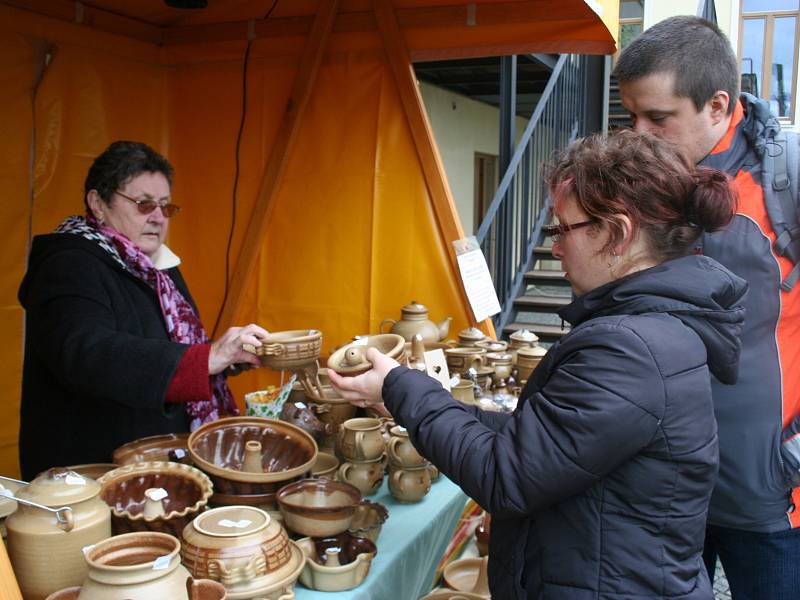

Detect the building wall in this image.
[419,81,528,234]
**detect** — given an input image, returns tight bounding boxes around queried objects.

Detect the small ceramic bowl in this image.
[97,461,213,539]
[311,452,340,479]
[443,556,491,599]
[327,334,406,376]
[112,433,190,466]
[296,532,377,592]
[347,500,389,543]
[276,478,361,538]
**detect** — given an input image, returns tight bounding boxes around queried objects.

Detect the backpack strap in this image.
[763,130,800,291]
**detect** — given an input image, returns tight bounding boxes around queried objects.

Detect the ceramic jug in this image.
[5,468,111,600]
[387,427,426,468]
[380,301,452,342]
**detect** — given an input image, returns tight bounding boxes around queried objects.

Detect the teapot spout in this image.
[437,317,453,341]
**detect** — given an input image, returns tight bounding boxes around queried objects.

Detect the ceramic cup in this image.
[445,348,487,375]
[387,427,425,468]
[337,455,387,497]
[388,465,431,503]
[337,418,385,462]
[451,380,476,405]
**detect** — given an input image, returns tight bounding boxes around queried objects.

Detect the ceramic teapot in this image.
[380,301,452,342]
[5,469,111,600]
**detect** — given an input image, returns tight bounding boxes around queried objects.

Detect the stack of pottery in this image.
[188,417,317,512]
[335,418,387,497]
[386,426,433,503]
[182,505,304,600]
[97,461,213,539]
[5,468,111,600]
[485,352,514,395]
[275,479,377,592]
[304,385,357,452]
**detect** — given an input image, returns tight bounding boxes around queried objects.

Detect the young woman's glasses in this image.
[114,190,181,218]
[541,219,597,243]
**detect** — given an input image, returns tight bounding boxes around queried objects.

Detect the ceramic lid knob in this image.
[344,347,364,366]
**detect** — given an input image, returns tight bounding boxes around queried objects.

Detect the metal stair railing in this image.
[474,53,587,331]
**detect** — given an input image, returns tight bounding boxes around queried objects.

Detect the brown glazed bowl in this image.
[181,505,304,599]
[327,334,406,376]
[189,417,318,508]
[112,433,191,466]
[347,500,389,543]
[276,478,362,538]
[97,461,213,539]
[245,329,323,371]
[310,452,340,479]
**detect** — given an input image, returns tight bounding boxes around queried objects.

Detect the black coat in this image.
[18,233,192,480]
[383,255,746,600]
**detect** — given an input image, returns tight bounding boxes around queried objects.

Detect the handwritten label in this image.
[152,555,171,570]
[218,519,253,529]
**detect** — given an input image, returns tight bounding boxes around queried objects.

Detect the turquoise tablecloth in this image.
[294,476,467,600]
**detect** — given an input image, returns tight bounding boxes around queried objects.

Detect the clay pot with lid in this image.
[5,468,111,600]
[379,301,452,342]
[188,417,318,510]
[97,461,213,539]
[181,505,304,600]
[455,326,487,347]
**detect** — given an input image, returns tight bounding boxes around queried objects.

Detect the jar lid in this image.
[192,505,270,538]
[18,468,101,506]
[510,329,538,342]
[458,327,485,341]
[517,345,547,357]
[401,301,428,316]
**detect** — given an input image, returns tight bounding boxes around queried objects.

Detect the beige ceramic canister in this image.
[6,468,111,600]
[78,531,191,599]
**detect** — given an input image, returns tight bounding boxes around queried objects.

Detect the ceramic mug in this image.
[337,418,385,462]
[337,455,387,497]
[451,380,476,405]
[388,465,431,503]
[387,427,426,468]
[444,348,487,375]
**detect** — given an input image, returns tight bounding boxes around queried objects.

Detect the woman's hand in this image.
[327,347,400,407]
[208,324,269,375]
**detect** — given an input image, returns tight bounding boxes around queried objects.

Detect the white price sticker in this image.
[65,473,86,486]
[146,488,168,502]
[353,337,368,346]
[295,401,307,409]
[218,519,252,529]
[152,555,171,570]
[82,544,95,556]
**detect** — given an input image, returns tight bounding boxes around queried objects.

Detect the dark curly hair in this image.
[547,130,737,262]
[83,141,173,210]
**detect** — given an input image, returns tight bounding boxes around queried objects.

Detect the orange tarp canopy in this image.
[0,0,616,476]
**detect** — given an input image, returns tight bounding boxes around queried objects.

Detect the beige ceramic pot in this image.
[336,455,387,497]
[296,533,377,592]
[336,418,385,462]
[475,339,508,353]
[387,426,426,468]
[77,532,190,599]
[327,335,406,377]
[379,301,452,342]
[276,479,361,538]
[388,465,431,503]
[6,468,112,600]
[515,345,547,382]
[455,327,487,347]
[445,347,487,376]
[304,387,357,451]
[245,329,322,371]
[181,506,303,600]
[98,461,213,539]
[451,380,476,405]
[65,464,119,481]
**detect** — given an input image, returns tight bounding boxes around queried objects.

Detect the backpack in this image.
[761,128,800,292]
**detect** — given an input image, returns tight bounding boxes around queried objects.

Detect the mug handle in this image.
[338,463,352,483]
[379,319,397,334]
[355,431,366,460]
[388,436,402,464]
[391,469,405,491]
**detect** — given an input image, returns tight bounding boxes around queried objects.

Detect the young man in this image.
[615,15,800,599]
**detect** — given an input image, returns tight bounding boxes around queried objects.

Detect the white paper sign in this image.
[424,349,451,391]
[454,240,501,323]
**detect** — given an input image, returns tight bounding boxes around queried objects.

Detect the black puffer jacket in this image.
[383,255,746,600]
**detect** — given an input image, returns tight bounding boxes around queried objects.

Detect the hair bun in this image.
[687,167,737,232]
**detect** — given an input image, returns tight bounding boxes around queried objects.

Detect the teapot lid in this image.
[458,327,485,341]
[19,467,101,506]
[192,505,270,538]
[401,301,429,316]
[510,329,539,343]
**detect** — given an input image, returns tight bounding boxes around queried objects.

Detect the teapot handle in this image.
[379,319,396,334]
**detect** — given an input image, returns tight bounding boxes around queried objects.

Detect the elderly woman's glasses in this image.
[114,190,181,218]
[541,219,597,243]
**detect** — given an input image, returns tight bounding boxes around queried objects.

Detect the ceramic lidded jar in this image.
[77,531,191,599]
[6,468,111,600]
[181,505,304,599]
[379,301,452,342]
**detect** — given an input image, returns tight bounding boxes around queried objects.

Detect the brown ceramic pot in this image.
[388,464,431,503]
[78,532,191,599]
[181,506,303,600]
[347,500,389,543]
[296,532,376,592]
[386,426,425,468]
[98,461,213,539]
[6,468,112,600]
[246,329,322,371]
[445,347,487,375]
[112,433,191,466]
[379,301,452,342]
[276,479,361,538]
[305,388,358,451]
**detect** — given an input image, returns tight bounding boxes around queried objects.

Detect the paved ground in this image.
[714,560,732,599]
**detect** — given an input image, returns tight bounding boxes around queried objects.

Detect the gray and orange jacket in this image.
[701,93,800,532]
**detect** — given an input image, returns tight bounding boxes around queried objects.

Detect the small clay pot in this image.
[445,347,487,375]
[296,533,376,592]
[388,465,431,503]
[347,500,389,543]
[327,334,406,376]
[276,479,361,538]
[337,418,385,462]
[387,426,426,468]
[245,329,322,371]
[337,455,386,497]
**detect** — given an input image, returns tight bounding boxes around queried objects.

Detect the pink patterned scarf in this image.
[57,215,238,429]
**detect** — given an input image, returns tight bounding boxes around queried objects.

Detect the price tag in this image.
[172,448,186,459]
[65,473,86,486]
[353,337,368,346]
[152,555,171,570]
[218,519,252,529]
[146,488,168,502]
[82,544,95,556]
[295,401,307,409]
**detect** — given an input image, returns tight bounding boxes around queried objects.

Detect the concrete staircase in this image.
[608,75,632,130]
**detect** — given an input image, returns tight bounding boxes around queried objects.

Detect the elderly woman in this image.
[330,131,747,600]
[18,141,265,480]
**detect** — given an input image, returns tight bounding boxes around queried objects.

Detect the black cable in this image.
[213,0,280,336]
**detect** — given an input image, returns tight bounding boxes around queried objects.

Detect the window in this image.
[739,0,800,120]
[616,1,644,62]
